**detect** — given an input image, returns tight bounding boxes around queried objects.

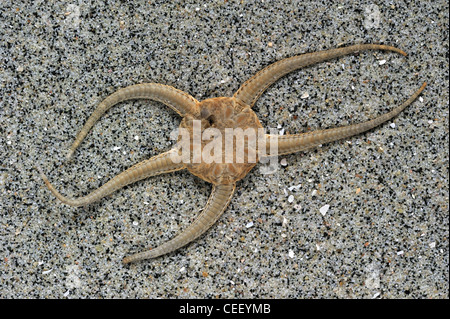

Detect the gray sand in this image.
[0,1,448,298]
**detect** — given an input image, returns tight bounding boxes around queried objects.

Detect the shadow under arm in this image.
[38,149,185,207]
[234,44,407,108]
[122,183,236,263]
[67,83,199,159]
[264,82,426,156]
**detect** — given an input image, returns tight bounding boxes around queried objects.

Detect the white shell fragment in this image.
[288,249,295,258]
[288,184,302,191]
[319,204,330,216]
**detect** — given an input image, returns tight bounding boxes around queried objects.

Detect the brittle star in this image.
[38,44,426,264]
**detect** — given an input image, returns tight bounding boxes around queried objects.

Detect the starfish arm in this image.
[37,149,185,207]
[233,44,407,108]
[67,83,199,159]
[264,82,426,156]
[123,183,236,264]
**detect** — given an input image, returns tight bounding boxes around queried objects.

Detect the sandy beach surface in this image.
[0,0,448,298]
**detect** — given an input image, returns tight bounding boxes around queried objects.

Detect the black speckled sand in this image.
[0,1,448,298]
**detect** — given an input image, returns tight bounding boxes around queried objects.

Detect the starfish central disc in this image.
[178,97,263,185]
